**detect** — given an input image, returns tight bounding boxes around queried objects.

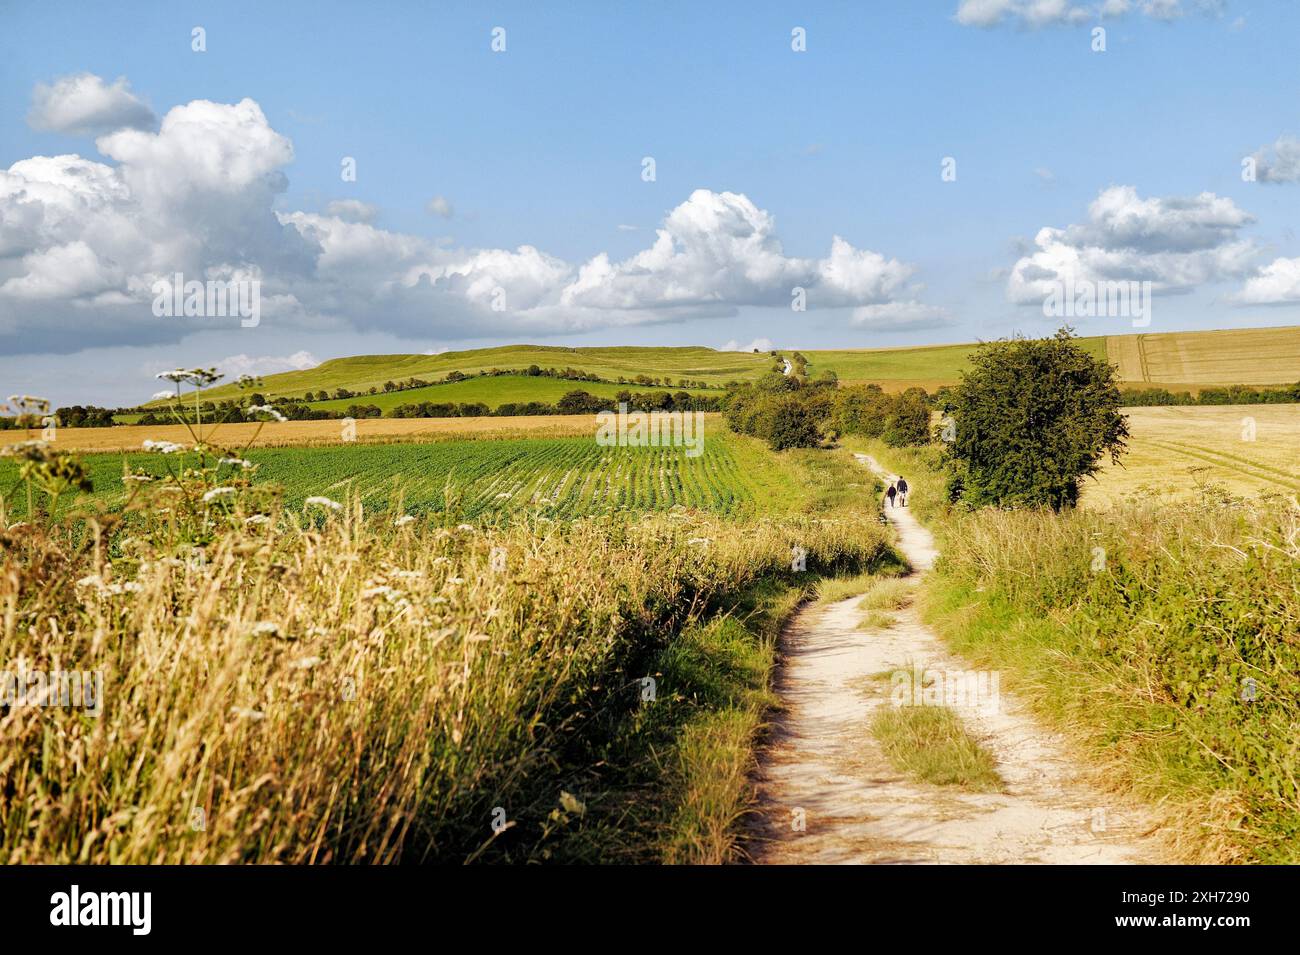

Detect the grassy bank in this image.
[1,423,896,864]
[0,504,894,864]
[859,439,1300,862]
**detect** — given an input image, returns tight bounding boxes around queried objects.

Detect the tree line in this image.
[726,330,1131,512]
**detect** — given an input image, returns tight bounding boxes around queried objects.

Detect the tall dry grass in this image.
[930,492,1300,862]
[0,501,888,864]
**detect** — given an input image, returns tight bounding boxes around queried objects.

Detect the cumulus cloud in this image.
[955,0,1218,28]
[1235,258,1300,305]
[0,85,935,353]
[28,73,155,135]
[1006,186,1258,304]
[425,195,453,218]
[211,350,320,379]
[1250,136,1300,184]
[326,199,379,223]
[850,302,953,331]
[721,338,776,352]
[557,190,915,315]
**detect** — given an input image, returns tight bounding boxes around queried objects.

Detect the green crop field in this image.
[306,374,711,414]
[1,431,829,522]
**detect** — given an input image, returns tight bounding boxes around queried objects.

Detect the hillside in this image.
[183,345,772,405]
[307,374,711,414]
[145,326,1300,409]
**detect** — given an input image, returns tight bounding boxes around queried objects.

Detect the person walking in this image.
[896,476,909,507]
[885,482,897,508]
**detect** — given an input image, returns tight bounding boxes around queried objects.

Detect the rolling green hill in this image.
[307,374,711,414]
[182,345,772,406]
[143,327,1300,410]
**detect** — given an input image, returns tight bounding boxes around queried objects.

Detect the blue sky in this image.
[2,0,1299,404]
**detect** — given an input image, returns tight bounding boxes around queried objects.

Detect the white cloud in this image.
[850,302,954,331]
[1250,136,1300,184]
[1235,258,1300,305]
[721,338,776,353]
[0,86,934,353]
[326,199,379,223]
[558,190,914,313]
[1007,186,1257,304]
[28,73,155,135]
[426,195,453,218]
[208,351,320,379]
[955,0,1216,28]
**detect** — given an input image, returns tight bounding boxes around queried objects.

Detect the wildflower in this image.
[244,514,272,526]
[248,621,281,638]
[219,457,254,470]
[445,576,465,586]
[0,439,50,457]
[245,404,288,423]
[393,514,416,527]
[456,523,473,532]
[103,581,143,595]
[304,496,342,512]
[151,390,175,401]
[157,368,222,387]
[202,487,237,503]
[143,439,187,454]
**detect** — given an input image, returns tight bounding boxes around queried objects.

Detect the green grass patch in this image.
[870,705,1004,792]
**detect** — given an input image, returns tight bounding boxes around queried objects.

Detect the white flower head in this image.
[245,404,288,423]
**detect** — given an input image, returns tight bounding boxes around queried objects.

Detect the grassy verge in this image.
[856,440,1300,863]
[870,705,1004,792]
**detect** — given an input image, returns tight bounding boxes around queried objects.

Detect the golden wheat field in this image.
[1105,326,1300,390]
[1084,404,1300,508]
[46,413,627,452]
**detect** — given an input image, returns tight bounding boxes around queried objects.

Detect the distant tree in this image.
[945,328,1129,511]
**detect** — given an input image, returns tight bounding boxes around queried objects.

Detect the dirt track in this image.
[749,454,1162,864]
